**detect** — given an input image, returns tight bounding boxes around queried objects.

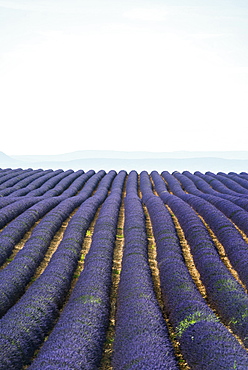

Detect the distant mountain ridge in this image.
[1,150,248,172]
[10,150,248,162]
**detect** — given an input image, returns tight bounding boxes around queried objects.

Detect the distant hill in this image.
[2,150,248,173]
[0,151,26,168]
[11,150,248,162]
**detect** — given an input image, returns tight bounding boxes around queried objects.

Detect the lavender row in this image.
[177,171,248,235]
[183,194,248,290]
[29,169,94,200]
[168,171,248,298]
[239,172,248,179]
[0,170,108,315]
[152,169,248,242]
[200,171,248,209]
[24,169,71,197]
[0,197,40,228]
[194,171,248,198]
[0,197,77,317]
[9,169,66,197]
[140,171,248,369]
[0,168,34,191]
[0,197,61,267]
[52,169,94,198]
[187,171,248,217]
[0,170,96,230]
[112,170,179,369]
[0,169,24,183]
[2,169,101,199]
[29,168,94,199]
[0,169,71,217]
[174,171,248,230]
[0,169,83,199]
[5,169,76,198]
[0,169,54,197]
[161,170,248,217]
[172,170,239,202]
[0,170,96,257]
[38,169,96,201]
[152,172,248,347]
[36,170,83,198]
[0,170,116,369]
[0,169,95,209]
[226,172,248,190]
[29,170,127,369]
[211,172,248,194]
[0,169,45,195]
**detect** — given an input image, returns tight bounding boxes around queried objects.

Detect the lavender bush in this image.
[112,170,179,369]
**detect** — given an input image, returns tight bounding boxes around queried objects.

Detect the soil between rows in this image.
[4,190,248,369]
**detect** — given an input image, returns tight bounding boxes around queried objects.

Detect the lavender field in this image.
[1,167,248,369]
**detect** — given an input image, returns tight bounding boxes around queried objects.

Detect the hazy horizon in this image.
[8,149,248,159]
[1,149,248,173]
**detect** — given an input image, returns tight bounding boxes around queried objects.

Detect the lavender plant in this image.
[142,171,248,368]
[152,174,248,347]
[112,170,179,369]
[0,171,116,369]
[29,170,126,369]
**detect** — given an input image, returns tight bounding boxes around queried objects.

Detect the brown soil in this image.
[25,210,77,288]
[99,200,125,370]
[144,204,190,370]
[5,172,248,369]
[66,208,99,298]
[199,214,247,293]
[167,205,207,299]
[0,221,40,271]
[169,207,247,350]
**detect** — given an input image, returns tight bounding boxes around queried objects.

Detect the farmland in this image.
[1,167,248,369]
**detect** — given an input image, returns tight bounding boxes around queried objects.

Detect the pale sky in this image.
[1,0,248,155]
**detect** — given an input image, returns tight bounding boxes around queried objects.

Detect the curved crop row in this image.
[210,173,248,194]
[0,169,37,194]
[0,169,26,185]
[29,170,127,369]
[0,198,40,229]
[0,197,61,267]
[177,170,238,200]
[39,170,82,198]
[112,170,179,369]
[181,193,248,290]
[0,197,79,317]
[169,171,248,296]
[140,171,248,369]
[194,171,247,198]
[0,168,248,368]
[0,171,116,369]
[2,169,51,197]
[54,169,94,198]
[26,169,69,197]
[8,169,56,197]
[0,170,101,267]
[152,172,248,348]
[182,171,248,212]
[172,171,248,239]
[224,172,248,190]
